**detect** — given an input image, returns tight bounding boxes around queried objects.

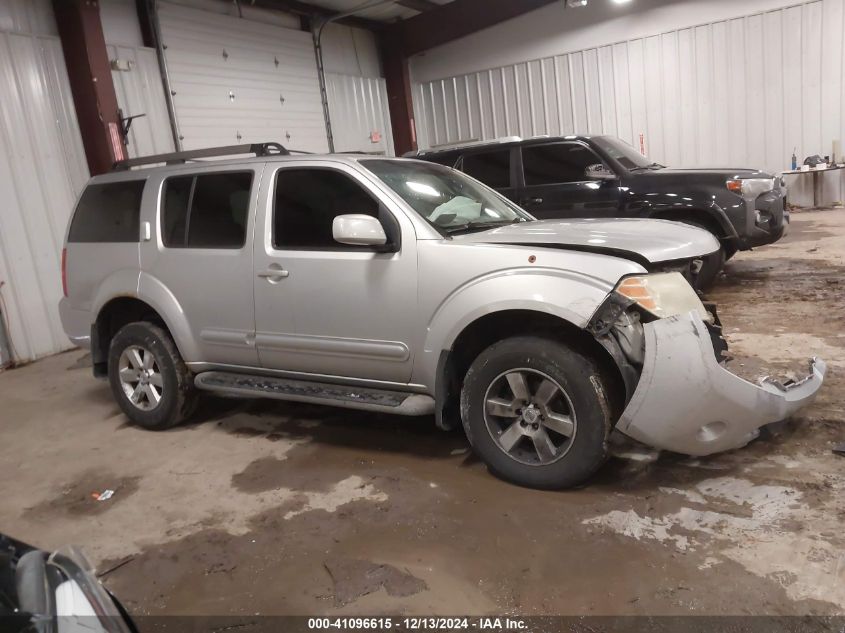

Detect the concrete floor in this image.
[1,209,843,616]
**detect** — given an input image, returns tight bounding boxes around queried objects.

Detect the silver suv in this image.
[59,144,826,489]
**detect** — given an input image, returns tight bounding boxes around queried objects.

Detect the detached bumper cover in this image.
[616,311,826,456]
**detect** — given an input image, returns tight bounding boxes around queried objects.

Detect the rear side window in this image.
[161,172,252,249]
[462,150,511,188]
[522,143,600,185]
[68,180,145,243]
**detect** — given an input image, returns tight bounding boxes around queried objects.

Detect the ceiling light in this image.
[567,0,588,7]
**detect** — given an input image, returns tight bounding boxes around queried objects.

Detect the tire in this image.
[460,336,613,490]
[679,221,725,291]
[108,321,199,430]
[695,246,726,290]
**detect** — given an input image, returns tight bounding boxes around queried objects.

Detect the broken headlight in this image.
[614,272,713,323]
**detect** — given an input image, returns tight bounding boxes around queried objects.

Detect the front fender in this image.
[414,268,617,388]
[646,198,739,242]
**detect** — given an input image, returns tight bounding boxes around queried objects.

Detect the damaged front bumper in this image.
[616,311,827,456]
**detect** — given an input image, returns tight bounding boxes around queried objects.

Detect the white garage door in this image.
[0,0,89,364]
[158,2,329,152]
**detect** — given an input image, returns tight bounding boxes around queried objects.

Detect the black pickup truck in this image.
[410,135,788,288]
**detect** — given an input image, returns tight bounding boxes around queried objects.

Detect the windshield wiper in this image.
[444,218,526,234]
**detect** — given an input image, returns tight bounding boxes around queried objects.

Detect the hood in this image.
[648,167,773,179]
[450,218,720,265]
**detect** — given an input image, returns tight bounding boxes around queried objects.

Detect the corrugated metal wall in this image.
[0,0,57,36]
[413,0,845,175]
[107,44,175,157]
[158,1,330,152]
[326,73,394,155]
[0,17,89,363]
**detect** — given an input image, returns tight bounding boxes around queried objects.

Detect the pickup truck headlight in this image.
[615,272,712,323]
[726,178,775,200]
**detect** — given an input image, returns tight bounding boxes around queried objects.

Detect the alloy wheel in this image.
[483,368,577,466]
[118,345,163,411]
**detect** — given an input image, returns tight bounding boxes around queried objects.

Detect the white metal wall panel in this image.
[158,1,329,152]
[100,0,145,47]
[0,29,89,363]
[412,0,845,177]
[107,45,175,158]
[321,23,381,79]
[0,0,56,36]
[325,73,394,155]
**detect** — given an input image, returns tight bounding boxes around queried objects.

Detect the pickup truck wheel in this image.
[460,336,611,489]
[108,322,199,430]
[695,247,725,290]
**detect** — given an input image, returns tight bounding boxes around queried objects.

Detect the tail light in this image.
[61,248,68,297]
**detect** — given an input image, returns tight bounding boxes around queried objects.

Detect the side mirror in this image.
[585,163,616,180]
[332,214,387,246]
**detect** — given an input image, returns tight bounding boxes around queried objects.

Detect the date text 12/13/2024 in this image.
[308,618,527,630]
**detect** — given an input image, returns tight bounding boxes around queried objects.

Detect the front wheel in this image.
[108,322,199,430]
[694,246,726,290]
[460,336,613,489]
[679,221,725,290]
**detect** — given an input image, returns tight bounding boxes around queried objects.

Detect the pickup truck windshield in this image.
[363,159,531,234]
[592,136,659,171]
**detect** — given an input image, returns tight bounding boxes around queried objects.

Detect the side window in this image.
[68,180,145,243]
[273,169,391,250]
[161,171,252,249]
[462,150,511,188]
[522,144,601,186]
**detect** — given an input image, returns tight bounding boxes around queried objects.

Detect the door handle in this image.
[257,268,289,279]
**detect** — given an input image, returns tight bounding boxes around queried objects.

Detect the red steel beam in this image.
[380,32,417,156]
[53,0,124,175]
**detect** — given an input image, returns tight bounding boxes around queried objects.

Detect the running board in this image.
[194,371,434,416]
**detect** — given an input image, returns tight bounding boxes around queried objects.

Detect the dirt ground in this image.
[0,209,843,617]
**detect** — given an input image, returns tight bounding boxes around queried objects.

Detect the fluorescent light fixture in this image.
[567,0,587,7]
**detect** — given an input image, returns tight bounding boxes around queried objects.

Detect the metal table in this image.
[781,164,845,208]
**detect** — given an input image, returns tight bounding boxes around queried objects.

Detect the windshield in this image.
[362,159,532,234]
[592,136,658,170]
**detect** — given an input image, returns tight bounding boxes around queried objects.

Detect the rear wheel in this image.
[108,322,198,430]
[460,336,613,489]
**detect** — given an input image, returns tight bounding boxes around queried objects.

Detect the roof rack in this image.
[112,142,290,171]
